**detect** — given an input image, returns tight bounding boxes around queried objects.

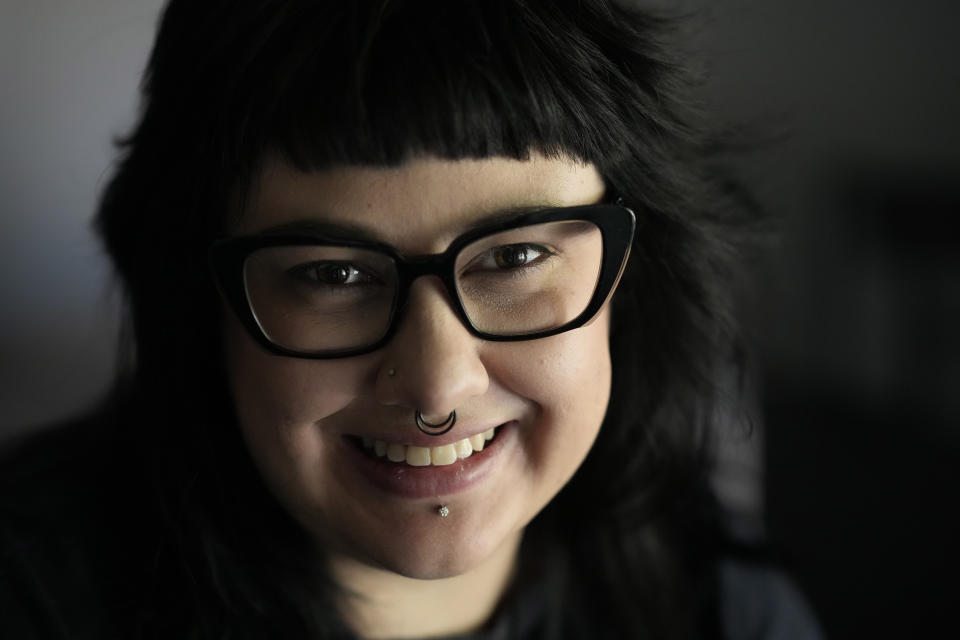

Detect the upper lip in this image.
[345,421,510,448]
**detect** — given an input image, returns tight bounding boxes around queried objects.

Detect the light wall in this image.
[0,0,166,436]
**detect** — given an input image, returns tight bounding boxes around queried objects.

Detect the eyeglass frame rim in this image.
[209,201,636,359]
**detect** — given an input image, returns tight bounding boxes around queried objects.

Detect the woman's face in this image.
[223,153,613,579]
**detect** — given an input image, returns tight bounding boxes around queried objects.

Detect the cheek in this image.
[488,309,612,482]
[224,311,376,419]
[495,310,612,415]
[222,315,371,505]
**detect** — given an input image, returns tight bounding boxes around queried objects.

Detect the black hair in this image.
[95,0,756,637]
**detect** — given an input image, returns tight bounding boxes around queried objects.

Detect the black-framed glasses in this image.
[210,203,636,359]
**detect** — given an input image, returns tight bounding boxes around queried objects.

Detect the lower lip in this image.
[342,422,515,499]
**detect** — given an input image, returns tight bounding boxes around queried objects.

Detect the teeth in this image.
[361,427,500,466]
[386,442,405,462]
[431,444,457,466]
[405,446,431,466]
[469,434,485,452]
[454,438,473,459]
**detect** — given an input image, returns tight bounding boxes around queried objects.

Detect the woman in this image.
[0,1,821,638]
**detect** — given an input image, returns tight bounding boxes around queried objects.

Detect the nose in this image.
[375,276,489,417]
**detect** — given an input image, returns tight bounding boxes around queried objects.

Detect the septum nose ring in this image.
[387,366,456,436]
[415,410,457,436]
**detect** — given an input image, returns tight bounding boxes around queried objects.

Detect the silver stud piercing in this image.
[387,368,396,377]
[415,410,457,436]
[438,505,450,517]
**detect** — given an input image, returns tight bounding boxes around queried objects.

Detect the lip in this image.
[341,420,515,499]
[348,423,504,449]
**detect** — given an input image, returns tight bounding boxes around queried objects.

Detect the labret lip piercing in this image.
[415,410,457,436]
[385,367,450,517]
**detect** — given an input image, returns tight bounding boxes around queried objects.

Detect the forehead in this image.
[233,153,605,253]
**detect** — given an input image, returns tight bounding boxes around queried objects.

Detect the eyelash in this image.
[282,242,559,296]
[287,262,380,289]
[462,243,558,277]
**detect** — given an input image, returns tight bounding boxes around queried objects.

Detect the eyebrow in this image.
[250,202,564,243]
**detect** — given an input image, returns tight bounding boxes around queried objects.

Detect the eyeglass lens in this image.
[241,220,603,353]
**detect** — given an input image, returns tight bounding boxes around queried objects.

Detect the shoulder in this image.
[718,558,825,640]
[0,417,139,638]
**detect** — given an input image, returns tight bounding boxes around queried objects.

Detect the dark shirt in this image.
[0,423,822,639]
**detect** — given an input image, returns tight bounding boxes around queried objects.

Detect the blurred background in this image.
[1,0,957,636]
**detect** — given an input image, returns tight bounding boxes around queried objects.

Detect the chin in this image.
[347,511,520,581]
[386,555,482,581]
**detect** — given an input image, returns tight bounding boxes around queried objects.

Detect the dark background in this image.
[686,1,960,635]
[2,1,957,636]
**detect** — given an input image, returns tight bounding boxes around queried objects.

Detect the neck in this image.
[331,531,522,639]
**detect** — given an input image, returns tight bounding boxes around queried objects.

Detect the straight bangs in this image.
[262,1,640,169]
[143,0,681,188]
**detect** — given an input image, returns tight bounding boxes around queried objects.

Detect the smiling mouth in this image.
[350,426,501,467]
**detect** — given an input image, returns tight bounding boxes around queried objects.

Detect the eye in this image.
[292,262,375,286]
[475,244,554,271]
